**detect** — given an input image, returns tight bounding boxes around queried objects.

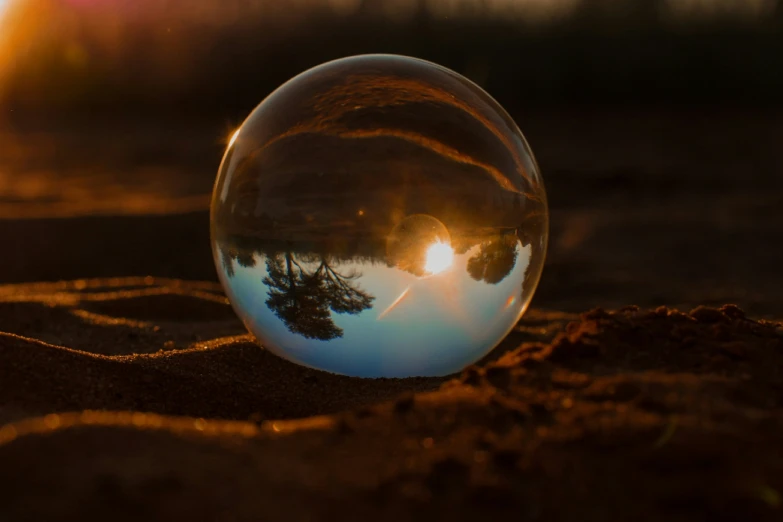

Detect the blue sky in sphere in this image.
[224,244,531,378]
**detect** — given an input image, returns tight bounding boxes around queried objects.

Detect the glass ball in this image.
[211,54,548,378]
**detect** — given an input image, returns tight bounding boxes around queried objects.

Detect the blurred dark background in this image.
[0,0,782,316]
[2,0,783,121]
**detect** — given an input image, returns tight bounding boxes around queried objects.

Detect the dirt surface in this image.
[0,109,782,521]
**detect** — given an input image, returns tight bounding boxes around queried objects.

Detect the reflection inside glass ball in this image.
[211,54,548,378]
[424,240,453,275]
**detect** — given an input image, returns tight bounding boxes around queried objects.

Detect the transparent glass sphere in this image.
[211,54,548,378]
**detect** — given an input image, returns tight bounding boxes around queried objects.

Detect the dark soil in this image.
[0,109,781,521]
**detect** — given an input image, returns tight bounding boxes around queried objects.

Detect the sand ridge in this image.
[1,277,781,521]
[2,112,783,520]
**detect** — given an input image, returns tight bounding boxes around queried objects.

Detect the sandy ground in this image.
[0,108,781,521]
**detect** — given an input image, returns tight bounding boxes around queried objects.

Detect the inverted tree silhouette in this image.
[218,238,257,278]
[263,252,374,341]
[236,250,257,268]
[466,234,519,284]
[220,246,237,278]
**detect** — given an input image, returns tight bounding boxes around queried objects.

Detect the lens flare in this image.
[0,0,12,39]
[0,0,14,99]
[0,0,33,102]
[0,0,10,20]
[423,240,454,275]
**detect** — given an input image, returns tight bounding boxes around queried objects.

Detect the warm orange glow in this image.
[0,0,40,102]
[0,1,11,24]
[424,240,454,275]
[228,128,240,148]
[0,0,17,67]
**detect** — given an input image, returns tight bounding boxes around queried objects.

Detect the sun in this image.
[228,128,240,148]
[0,0,15,24]
[423,240,454,275]
[0,0,10,27]
[0,0,26,95]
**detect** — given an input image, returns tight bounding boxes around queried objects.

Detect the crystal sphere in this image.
[211,54,548,378]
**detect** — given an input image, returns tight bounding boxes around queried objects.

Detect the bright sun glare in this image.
[228,128,240,148]
[423,240,454,275]
[0,0,10,23]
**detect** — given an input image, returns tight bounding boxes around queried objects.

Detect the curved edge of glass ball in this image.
[211,54,548,378]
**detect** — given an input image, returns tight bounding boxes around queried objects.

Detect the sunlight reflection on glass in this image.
[228,128,240,148]
[377,286,411,321]
[423,240,454,275]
